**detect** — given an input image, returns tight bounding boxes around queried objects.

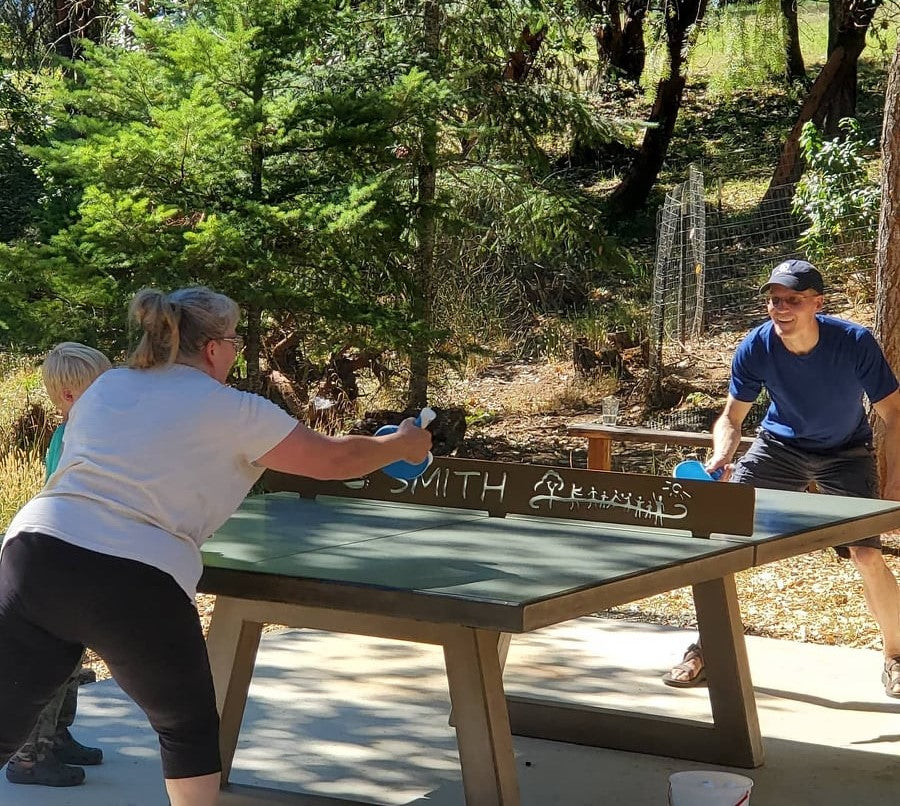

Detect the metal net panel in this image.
[704,181,807,322]
[649,165,707,348]
[648,165,877,397]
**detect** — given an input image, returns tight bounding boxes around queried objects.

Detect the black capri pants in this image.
[0,533,220,779]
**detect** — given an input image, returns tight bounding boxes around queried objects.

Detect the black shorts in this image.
[0,533,220,778]
[733,430,881,558]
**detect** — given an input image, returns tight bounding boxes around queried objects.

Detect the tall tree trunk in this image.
[608,74,686,213]
[593,0,624,71]
[874,39,900,488]
[502,24,545,82]
[780,0,806,83]
[762,48,847,201]
[245,304,262,384]
[619,0,647,80]
[585,0,646,81]
[407,146,436,409]
[764,0,882,203]
[54,0,98,60]
[827,0,842,54]
[608,0,707,214]
[407,0,441,409]
[823,26,865,134]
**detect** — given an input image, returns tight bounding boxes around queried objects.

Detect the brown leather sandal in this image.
[882,656,900,699]
[662,642,707,688]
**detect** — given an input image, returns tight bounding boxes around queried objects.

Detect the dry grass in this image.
[0,449,44,530]
[0,359,50,531]
[0,359,49,440]
[439,359,617,416]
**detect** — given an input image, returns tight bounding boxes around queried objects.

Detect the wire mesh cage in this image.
[648,164,707,384]
[648,164,877,398]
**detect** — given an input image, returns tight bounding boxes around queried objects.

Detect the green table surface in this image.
[202,490,900,609]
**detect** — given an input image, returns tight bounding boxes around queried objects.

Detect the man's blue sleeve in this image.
[728,334,764,403]
[855,329,899,404]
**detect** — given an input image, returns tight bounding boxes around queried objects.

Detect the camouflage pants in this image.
[10,652,84,763]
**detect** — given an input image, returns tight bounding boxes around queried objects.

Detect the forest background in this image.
[2,0,900,675]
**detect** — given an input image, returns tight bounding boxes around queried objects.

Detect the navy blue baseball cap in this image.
[760,259,824,294]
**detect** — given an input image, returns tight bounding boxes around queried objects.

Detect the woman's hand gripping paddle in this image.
[376,408,436,480]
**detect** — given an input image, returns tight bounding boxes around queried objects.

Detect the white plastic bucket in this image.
[668,771,753,806]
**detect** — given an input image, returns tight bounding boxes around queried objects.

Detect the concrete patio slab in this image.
[1,617,898,805]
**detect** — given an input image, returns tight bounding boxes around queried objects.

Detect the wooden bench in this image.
[566,423,756,472]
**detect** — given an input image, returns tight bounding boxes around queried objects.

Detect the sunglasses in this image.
[766,293,820,308]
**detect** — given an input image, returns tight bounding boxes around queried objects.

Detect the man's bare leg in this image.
[848,545,900,697]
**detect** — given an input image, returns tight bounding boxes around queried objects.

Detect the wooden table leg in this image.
[586,436,612,471]
[443,627,520,806]
[449,632,511,728]
[506,574,764,768]
[206,595,264,783]
[693,575,764,767]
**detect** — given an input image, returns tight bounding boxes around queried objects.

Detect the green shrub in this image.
[792,118,879,273]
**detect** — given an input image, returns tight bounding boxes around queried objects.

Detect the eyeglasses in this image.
[217,335,244,351]
[766,293,820,308]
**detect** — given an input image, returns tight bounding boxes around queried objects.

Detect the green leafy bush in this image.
[792,118,879,271]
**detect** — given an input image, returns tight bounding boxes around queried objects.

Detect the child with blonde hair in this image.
[5,342,111,787]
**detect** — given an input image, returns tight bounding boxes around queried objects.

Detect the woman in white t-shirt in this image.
[0,286,431,806]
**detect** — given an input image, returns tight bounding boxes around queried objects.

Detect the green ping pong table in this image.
[199,457,900,806]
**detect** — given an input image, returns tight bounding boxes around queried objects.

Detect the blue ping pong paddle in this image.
[375,408,436,480]
[673,460,724,481]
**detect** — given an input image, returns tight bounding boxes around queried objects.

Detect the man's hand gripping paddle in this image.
[673,459,724,482]
[375,408,436,481]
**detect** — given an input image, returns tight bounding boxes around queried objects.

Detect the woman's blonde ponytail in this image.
[127,287,239,369]
[128,289,181,368]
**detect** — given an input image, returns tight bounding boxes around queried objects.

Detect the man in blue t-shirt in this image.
[663,259,900,698]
